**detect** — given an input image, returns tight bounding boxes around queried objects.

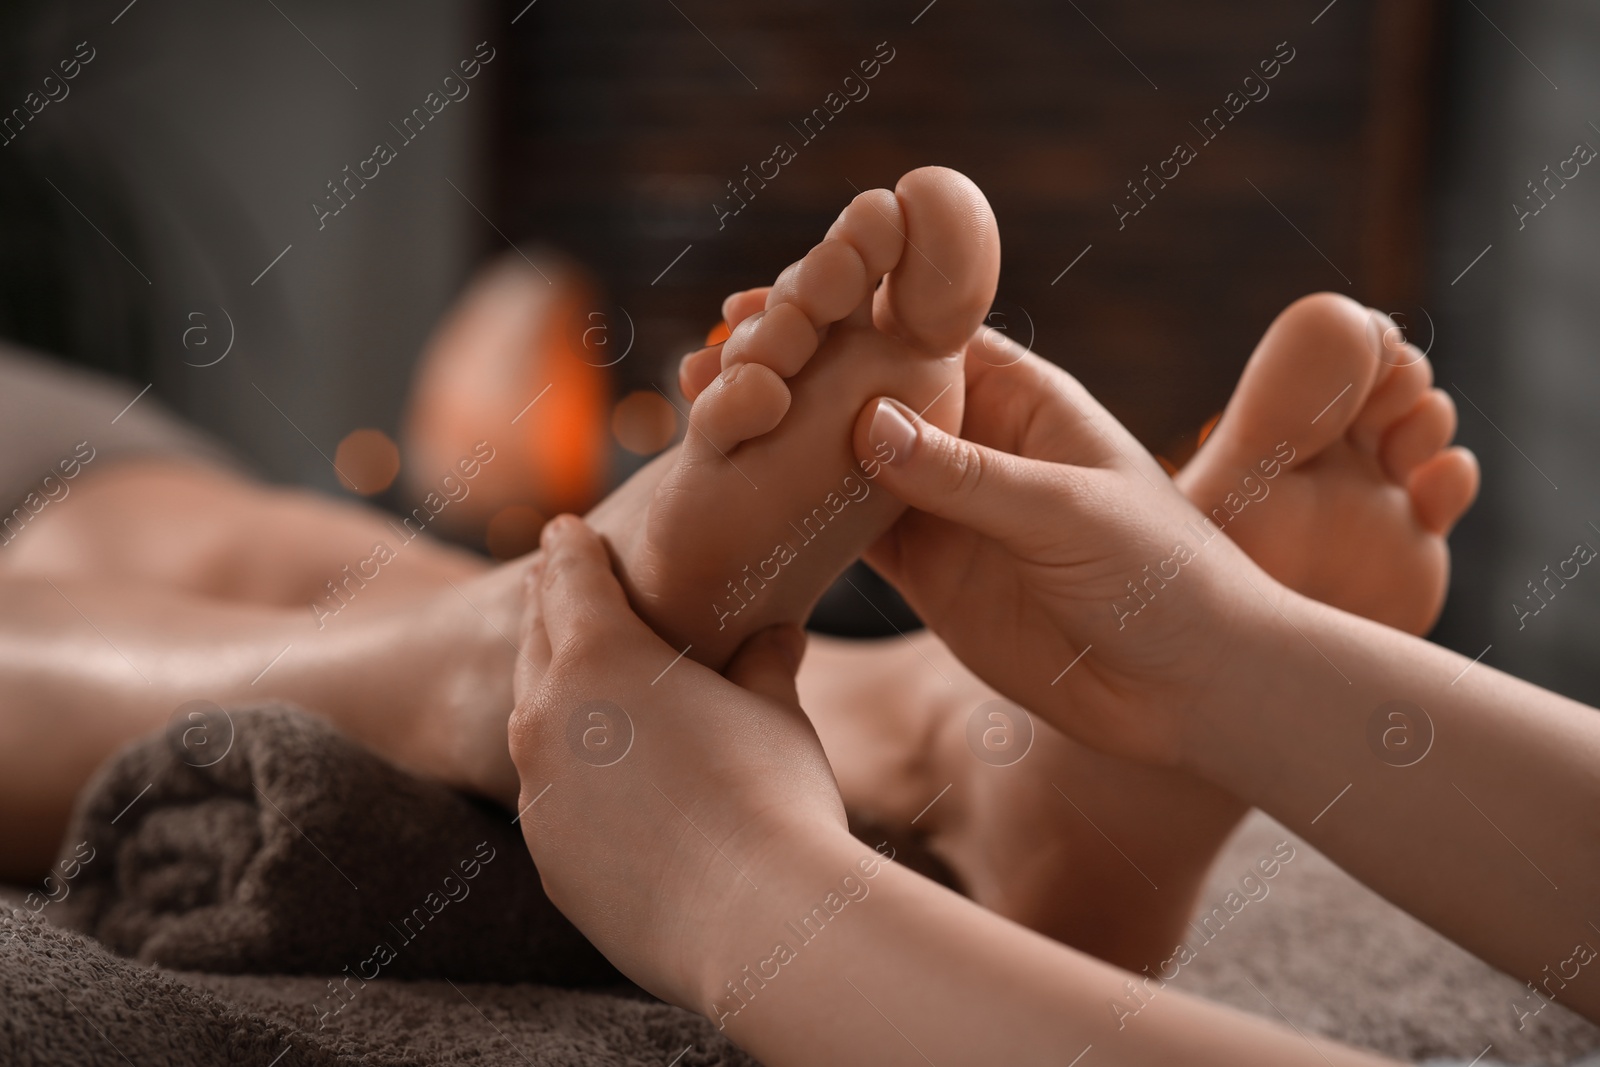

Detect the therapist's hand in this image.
[508,515,850,1011]
[853,333,1279,767]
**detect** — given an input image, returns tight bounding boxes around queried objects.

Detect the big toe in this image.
[875,166,1001,355]
[1206,292,1383,467]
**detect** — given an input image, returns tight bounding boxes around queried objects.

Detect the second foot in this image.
[1177,293,1479,635]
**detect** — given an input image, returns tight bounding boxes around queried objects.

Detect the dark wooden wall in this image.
[492,0,1435,460]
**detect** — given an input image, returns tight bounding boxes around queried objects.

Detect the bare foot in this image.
[608,167,999,670]
[310,559,530,807]
[804,291,1480,971]
[1177,292,1480,635]
[0,178,996,840]
[411,167,997,800]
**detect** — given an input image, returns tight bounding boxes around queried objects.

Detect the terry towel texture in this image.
[1,902,753,1066]
[53,704,615,985]
[8,702,1599,1065]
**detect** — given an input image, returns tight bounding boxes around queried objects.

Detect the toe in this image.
[722,287,771,329]
[765,238,869,328]
[1380,389,1457,484]
[1351,315,1434,452]
[826,189,907,279]
[1409,446,1480,534]
[874,166,1001,355]
[683,362,791,461]
[720,302,820,378]
[679,346,722,402]
[1209,292,1381,465]
[767,261,802,308]
[826,189,905,328]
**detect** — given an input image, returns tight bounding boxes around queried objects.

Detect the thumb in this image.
[854,396,1076,548]
[537,514,641,652]
[723,624,807,707]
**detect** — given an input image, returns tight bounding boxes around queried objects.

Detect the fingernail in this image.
[869,398,917,464]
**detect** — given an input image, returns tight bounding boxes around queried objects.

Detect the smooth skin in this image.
[853,333,1600,1020]
[0,460,525,878]
[709,289,1483,973]
[0,166,1000,874]
[0,290,1480,928]
[611,167,995,670]
[512,516,1400,1067]
[511,336,1599,1064]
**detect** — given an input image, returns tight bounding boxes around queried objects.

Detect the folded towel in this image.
[53,704,617,986]
[2,894,752,1067]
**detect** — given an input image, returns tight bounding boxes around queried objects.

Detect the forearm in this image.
[1184,588,1600,1019]
[703,826,1399,1067]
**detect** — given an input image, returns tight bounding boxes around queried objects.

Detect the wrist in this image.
[1176,568,1321,789]
[690,819,892,1027]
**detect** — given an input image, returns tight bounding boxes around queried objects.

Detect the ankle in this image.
[332,571,523,804]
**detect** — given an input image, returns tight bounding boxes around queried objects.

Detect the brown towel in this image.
[53,703,617,986]
[2,896,754,1066]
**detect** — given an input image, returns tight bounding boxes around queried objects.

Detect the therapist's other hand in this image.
[854,333,1276,767]
[508,515,847,1010]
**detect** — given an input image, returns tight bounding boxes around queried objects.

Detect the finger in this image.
[537,514,641,654]
[724,624,807,707]
[517,559,552,698]
[509,559,552,786]
[853,396,1090,550]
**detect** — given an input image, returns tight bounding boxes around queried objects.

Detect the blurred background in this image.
[1,0,1597,700]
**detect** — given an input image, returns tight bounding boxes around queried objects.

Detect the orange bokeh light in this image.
[611,390,679,455]
[335,428,400,495]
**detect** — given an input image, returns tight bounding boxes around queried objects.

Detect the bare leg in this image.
[801,632,1246,969]
[0,561,525,880]
[0,378,696,875]
[1,459,489,609]
[0,167,997,882]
